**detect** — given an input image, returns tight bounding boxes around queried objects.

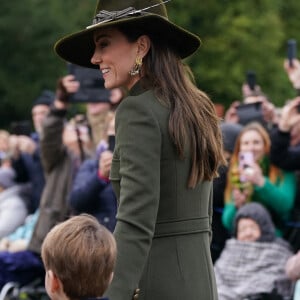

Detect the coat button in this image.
[132,288,140,300]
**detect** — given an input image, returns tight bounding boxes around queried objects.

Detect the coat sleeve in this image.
[69,159,109,212]
[270,127,300,171]
[40,109,67,174]
[222,171,297,232]
[222,202,237,232]
[254,171,296,217]
[105,95,161,300]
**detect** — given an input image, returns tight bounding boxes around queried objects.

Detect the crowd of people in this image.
[1,0,300,300]
[0,69,121,292]
[211,55,300,299]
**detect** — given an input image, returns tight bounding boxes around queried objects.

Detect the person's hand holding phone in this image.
[284,53,300,90]
[238,151,264,186]
[261,99,276,124]
[55,75,80,104]
[279,97,300,132]
[240,162,265,187]
[224,101,241,124]
[98,150,113,179]
[62,75,80,94]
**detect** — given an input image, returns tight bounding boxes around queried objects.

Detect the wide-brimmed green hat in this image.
[55,0,201,69]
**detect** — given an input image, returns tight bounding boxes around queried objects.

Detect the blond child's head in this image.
[41,214,116,300]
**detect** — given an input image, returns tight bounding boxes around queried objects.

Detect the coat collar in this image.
[128,80,148,97]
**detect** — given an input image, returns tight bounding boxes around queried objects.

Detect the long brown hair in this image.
[119,25,226,188]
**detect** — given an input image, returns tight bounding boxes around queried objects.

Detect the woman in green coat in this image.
[55,1,226,299]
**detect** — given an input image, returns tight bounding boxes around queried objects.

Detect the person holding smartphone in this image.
[269,96,300,253]
[69,111,117,232]
[275,47,300,300]
[225,76,276,129]
[284,38,300,94]
[56,72,123,150]
[270,97,300,169]
[270,45,300,170]
[222,122,296,236]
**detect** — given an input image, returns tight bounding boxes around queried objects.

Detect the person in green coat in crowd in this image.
[223,122,296,236]
[54,0,226,299]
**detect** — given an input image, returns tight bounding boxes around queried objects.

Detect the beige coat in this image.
[28,109,73,254]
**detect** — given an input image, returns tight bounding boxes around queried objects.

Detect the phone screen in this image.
[239,151,254,182]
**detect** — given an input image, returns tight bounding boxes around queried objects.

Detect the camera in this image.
[236,102,264,126]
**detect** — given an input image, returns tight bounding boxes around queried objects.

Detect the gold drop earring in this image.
[129,57,143,76]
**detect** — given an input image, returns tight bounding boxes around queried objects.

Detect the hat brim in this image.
[55,14,201,69]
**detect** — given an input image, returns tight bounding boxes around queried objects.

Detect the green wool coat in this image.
[105,82,218,300]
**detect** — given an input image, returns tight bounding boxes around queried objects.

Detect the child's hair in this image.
[41,214,116,299]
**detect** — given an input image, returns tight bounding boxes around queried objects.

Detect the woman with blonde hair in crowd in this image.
[222,122,296,236]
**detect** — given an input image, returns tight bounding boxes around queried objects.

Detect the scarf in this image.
[214,239,293,300]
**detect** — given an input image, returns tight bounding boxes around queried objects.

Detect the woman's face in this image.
[239,129,265,161]
[237,218,261,242]
[91,27,140,90]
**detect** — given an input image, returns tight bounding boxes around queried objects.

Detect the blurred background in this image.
[0,0,299,129]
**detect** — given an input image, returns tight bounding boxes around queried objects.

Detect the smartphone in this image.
[108,135,115,152]
[246,70,256,91]
[67,63,111,103]
[238,151,254,182]
[236,102,264,126]
[10,120,32,136]
[287,39,297,68]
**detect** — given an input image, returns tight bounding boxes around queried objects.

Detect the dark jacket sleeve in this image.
[69,158,109,212]
[11,153,31,183]
[270,127,300,171]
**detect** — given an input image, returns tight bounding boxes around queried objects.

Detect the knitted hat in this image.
[0,167,16,189]
[32,90,55,108]
[234,202,276,242]
[221,122,243,154]
[54,0,201,68]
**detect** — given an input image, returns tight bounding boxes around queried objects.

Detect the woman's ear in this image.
[137,35,151,58]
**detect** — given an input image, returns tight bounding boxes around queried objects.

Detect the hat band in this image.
[88,7,145,28]
[86,0,171,29]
